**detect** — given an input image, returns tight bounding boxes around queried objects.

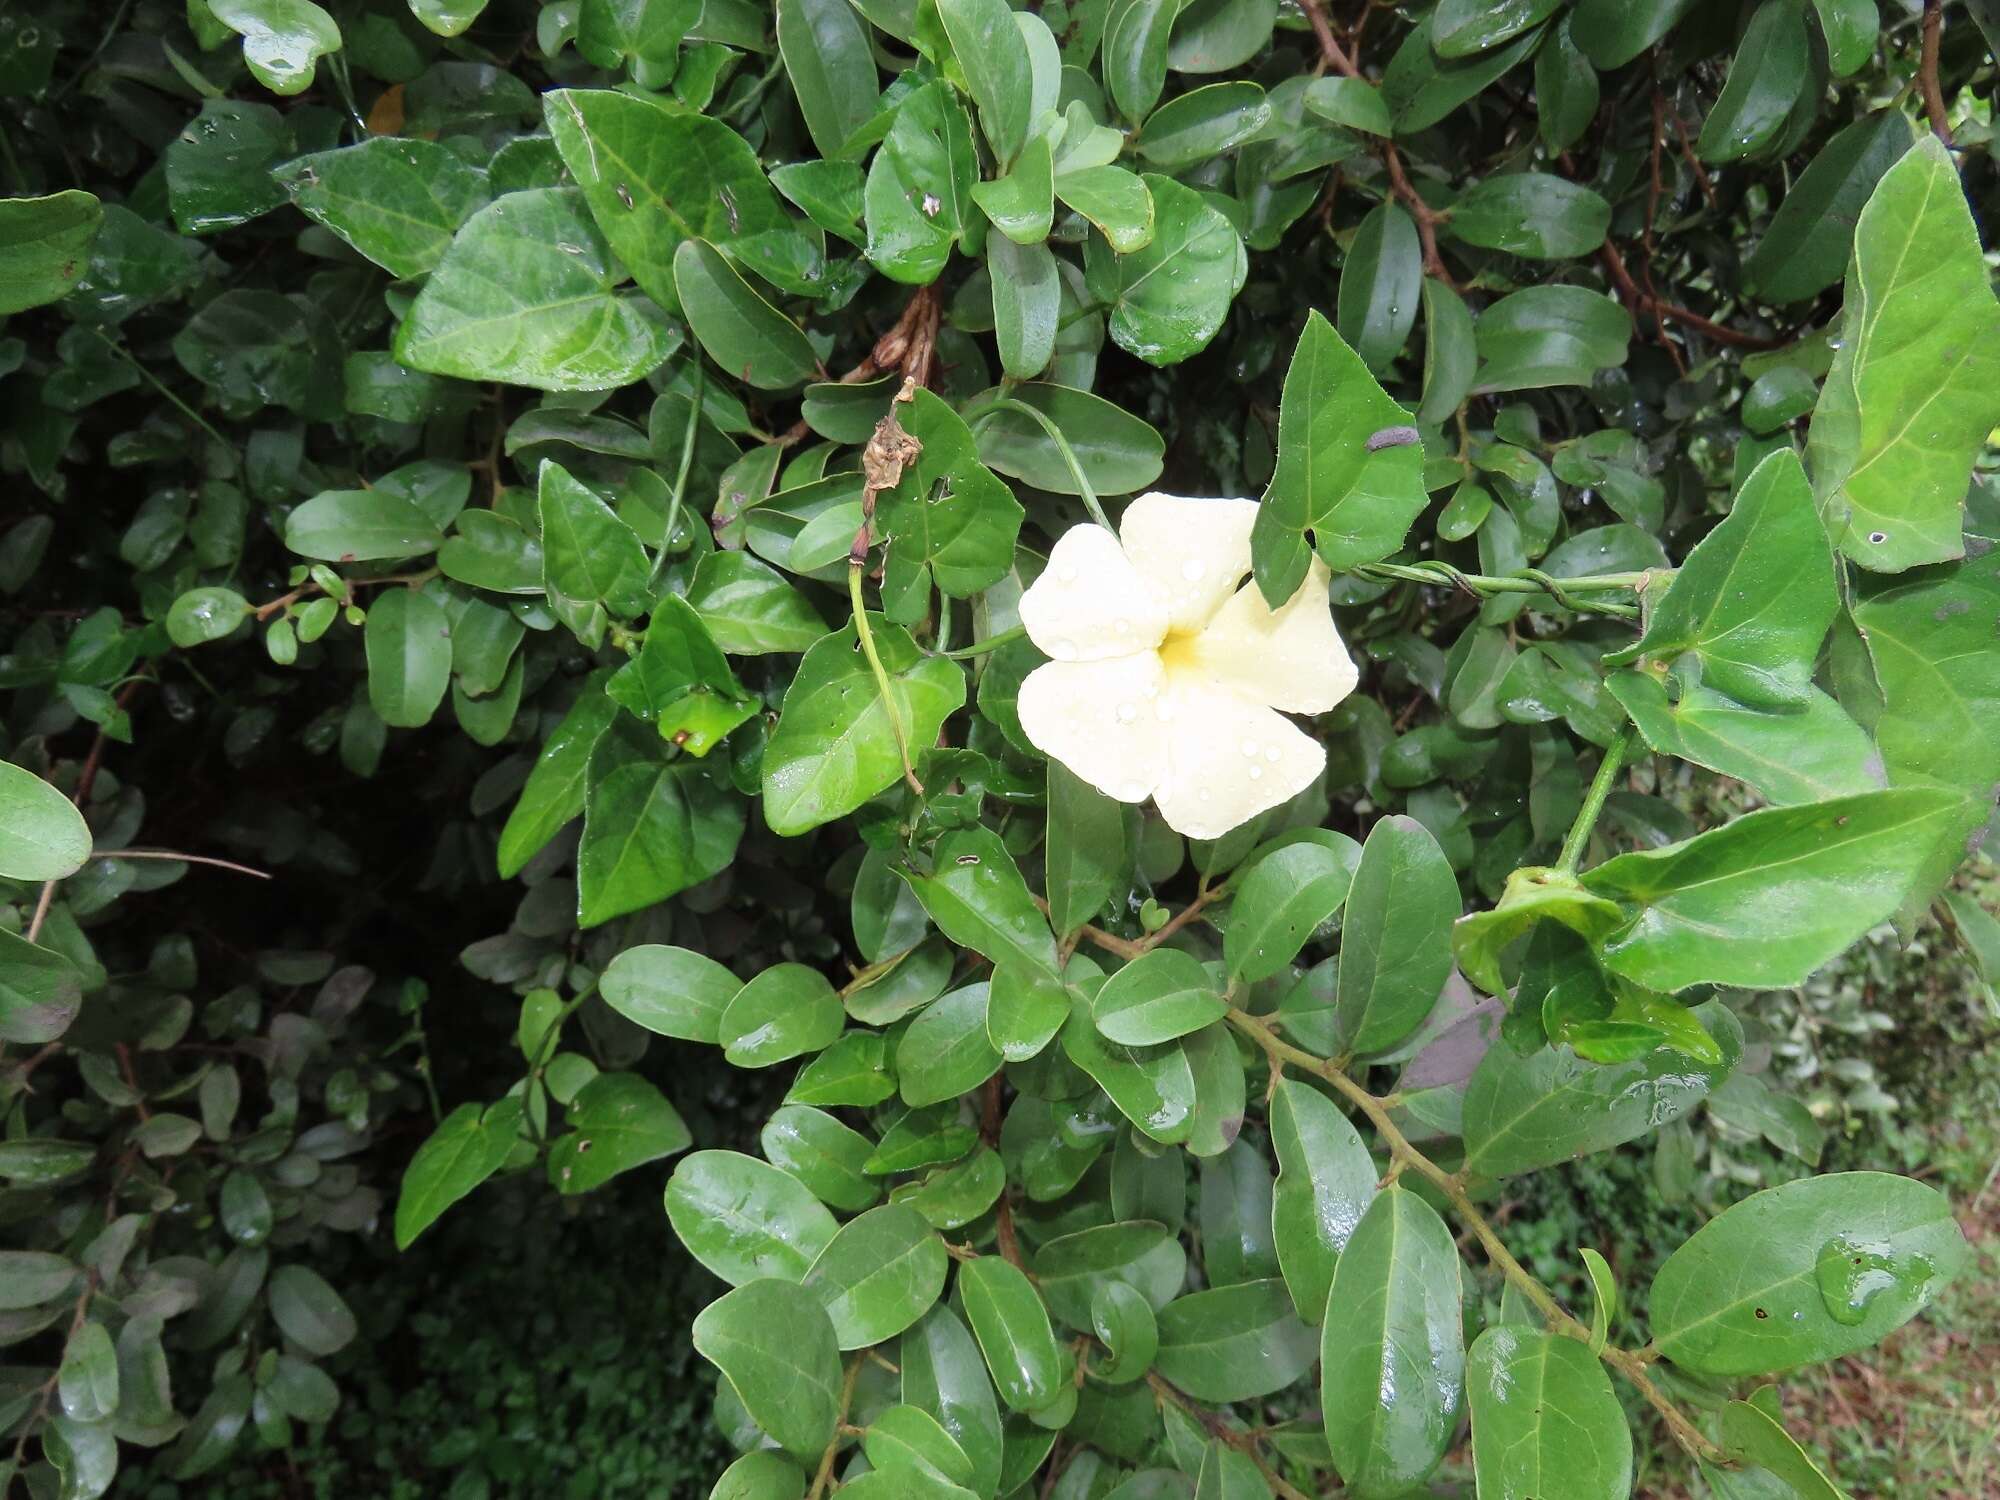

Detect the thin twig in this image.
[93,849,273,879]
[1920,0,1954,144]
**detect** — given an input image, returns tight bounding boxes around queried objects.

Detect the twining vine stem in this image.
[1557,723,1637,875]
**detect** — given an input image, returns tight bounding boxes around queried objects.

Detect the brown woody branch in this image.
[1921,0,1953,145]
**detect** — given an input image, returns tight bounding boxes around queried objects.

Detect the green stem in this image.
[942,624,1026,659]
[1556,722,1635,875]
[92,330,230,449]
[966,398,1111,530]
[649,361,706,590]
[1355,561,1652,619]
[848,564,924,795]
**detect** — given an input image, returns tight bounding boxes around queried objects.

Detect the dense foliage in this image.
[3,1,1999,1498]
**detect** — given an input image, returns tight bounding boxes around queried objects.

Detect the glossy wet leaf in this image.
[865,81,977,285]
[1608,674,1881,809]
[900,827,1059,978]
[1224,831,1361,984]
[0,761,91,882]
[902,1305,1006,1499]
[1466,1326,1633,1500]
[1251,311,1426,604]
[687,552,827,653]
[959,1255,1065,1414]
[1580,790,1967,992]
[803,1203,947,1348]
[1334,816,1457,1053]
[1651,1172,1968,1377]
[1473,286,1629,393]
[971,383,1165,498]
[1743,112,1911,305]
[601,943,740,1043]
[776,0,878,160]
[718,963,844,1068]
[667,1149,840,1285]
[273,137,489,279]
[675,238,820,391]
[548,1071,691,1194]
[1269,1077,1375,1323]
[1462,1002,1742,1176]
[763,620,967,836]
[363,588,452,729]
[1084,175,1245,367]
[866,1404,975,1487]
[284,489,444,563]
[208,1,343,96]
[396,188,674,391]
[939,0,1033,166]
[874,389,1025,604]
[897,982,1004,1106]
[1153,1279,1316,1402]
[692,1279,843,1461]
[1808,137,2000,573]
[1695,0,1809,163]
[972,136,1054,247]
[1055,165,1155,254]
[496,682,616,878]
[1450,173,1609,259]
[1321,1187,1463,1496]
[1061,996,1196,1145]
[1094,950,1225,1045]
[1044,762,1129,940]
[1137,82,1270,168]
[577,732,744,927]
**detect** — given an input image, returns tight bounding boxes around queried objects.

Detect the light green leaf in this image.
[1743,112,1911,305]
[0,191,103,316]
[497,680,616,878]
[539,460,653,617]
[1320,1187,1464,1496]
[668,1150,840,1285]
[396,188,674,392]
[1301,77,1392,136]
[1717,1397,1848,1500]
[1651,1172,1969,1377]
[1448,173,1609,259]
[393,1098,522,1249]
[900,827,1059,978]
[284,489,444,563]
[364,588,452,729]
[1466,1327,1633,1500]
[1580,789,1968,991]
[864,82,976,284]
[272,138,489,279]
[1223,831,1362,984]
[958,1255,1067,1414]
[897,983,1004,1106]
[208,0,342,95]
[1334,816,1457,1053]
[718,963,844,1068]
[939,0,1034,166]
[687,552,827,653]
[576,726,744,926]
[1095,950,1226,1045]
[901,1305,1005,1499]
[777,0,879,159]
[1137,82,1270,167]
[0,762,91,883]
[1084,174,1244,366]
[804,1204,948,1348]
[875,389,1025,604]
[601,943,741,1043]
[990,236,1059,380]
[762,1104,878,1213]
[692,1279,844,1461]
[865,1405,974,1487]
[1807,136,2000,573]
[547,1071,691,1194]
[1055,164,1156,254]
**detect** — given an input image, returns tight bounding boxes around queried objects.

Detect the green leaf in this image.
[1462,1002,1743,1176]
[668,1150,840,1285]
[1448,173,1609,259]
[900,827,1060,978]
[497,681,616,878]
[1810,0,1878,75]
[408,0,488,36]
[1168,0,1279,72]
[539,460,652,618]
[939,0,1034,165]
[545,88,812,315]
[1032,1221,1184,1327]
[1717,1397,1848,1500]
[269,1264,357,1356]
[1321,1187,1464,1496]
[577,728,744,927]
[693,1279,844,1461]
[1194,1441,1268,1500]
[0,762,90,882]
[1335,201,1420,373]
[1651,1172,1969,1377]
[1055,165,1156,253]
[1301,77,1392,136]
[1474,286,1630,393]
[608,596,756,756]
[1608,674,1882,809]
[1807,136,2000,573]
[897,982,1004,1105]
[1084,175,1245,367]
[803,1203,948,1348]
[1534,17,1601,152]
[675,238,820,391]
[207,0,343,95]
[363,588,452,729]
[1103,0,1176,121]
[687,552,827,653]
[1224,831,1362,984]
[865,1405,974,1487]
[972,135,1054,247]
[1045,762,1129,940]
[0,191,103,316]
[396,188,674,392]
[1381,13,1546,132]
[1270,1078,1376,1324]
[1334,816,1457,1053]
[601,943,740,1043]
[1579,789,1967,991]
[990,237,1059,380]
[902,1305,1006,1499]
[777,0,879,158]
[1604,450,1832,708]
[762,620,967,836]
[875,389,1025,604]
[1466,1327,1633,1500]
[1094,950,1226,1046]
[167,99,293,236]
[986,963,1073,1063]
[0,929,83,1044]
[1695,0,1809,163]
[1089,1282,1159,1385]
[272,138,489,279]
[791,1031,899,1109]
[1571,0,1699,67]
[284,489,444,563]
[1250,310,1426,604]
[1707,1072,1828,1166]
[394,1098,522,1249]
[1433,0,1562,57]
[577,0,697,70]
[58,1321,118,1423]
[548,1072,691,1194]
[865,82,977,285]
[1137,82,1271,168]
[971,383,1165,498]
[1579,1246,1617,1354]
[1743,112,1912,305]
[1060,995,1196,1145]
[718,963,844,1068]
[762,1104,879,1213]
[958,1255,1068,1414]
[1154,1280,1317,1402]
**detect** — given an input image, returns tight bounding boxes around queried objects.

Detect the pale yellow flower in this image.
[1016,493,1359,841]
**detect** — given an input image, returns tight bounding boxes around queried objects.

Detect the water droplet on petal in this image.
[1049,637,1077,660]
[1117,702,1137,723]
[1248,766,1263,780]
[1239,739,1257,757]
[1181,559,1205,581]
[1058,563,1079,583]
[1264,747,1280,763]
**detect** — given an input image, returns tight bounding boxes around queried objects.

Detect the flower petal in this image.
[1183,560,1359,714]
[1151,676,1325,841]
[1117,493,1260,633]
[1017,654,1172,803]
[1019,524,1169,663]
